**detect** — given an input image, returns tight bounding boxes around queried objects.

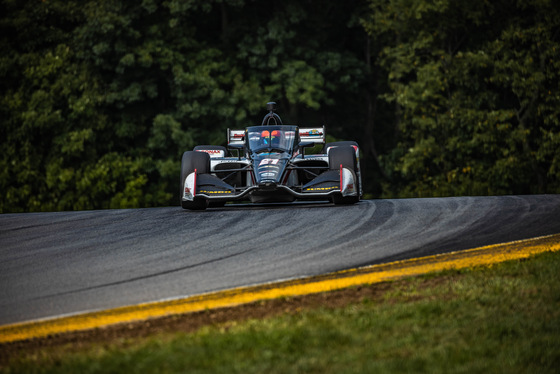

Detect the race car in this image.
[180,102,362,210]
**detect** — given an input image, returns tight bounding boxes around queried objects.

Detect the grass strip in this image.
[2,249,559,373]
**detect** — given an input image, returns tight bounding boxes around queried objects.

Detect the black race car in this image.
[180,102,361,210]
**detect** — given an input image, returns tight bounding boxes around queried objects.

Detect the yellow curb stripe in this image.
[1,233,559,344]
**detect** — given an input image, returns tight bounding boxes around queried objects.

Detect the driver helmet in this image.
[271,130,282,146]
[261,130,270,145]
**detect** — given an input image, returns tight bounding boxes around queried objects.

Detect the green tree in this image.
[362,0,560,197]
[0,0,155,212]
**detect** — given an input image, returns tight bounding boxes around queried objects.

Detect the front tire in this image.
[180,151,210,210]
[328,146,360,205]
[324,141,359,154]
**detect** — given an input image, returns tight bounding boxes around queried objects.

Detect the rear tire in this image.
[328,146,359,205]
[180,151,210,210]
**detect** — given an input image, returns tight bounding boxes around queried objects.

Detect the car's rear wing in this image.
[299,127,325,144]
[227,126,325,146]
[227,129,246,146]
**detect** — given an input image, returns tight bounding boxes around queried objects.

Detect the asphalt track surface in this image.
[1,195,560,326]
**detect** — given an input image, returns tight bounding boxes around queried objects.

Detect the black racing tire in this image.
[327,141,361,198]
[180,151,210,210]
[328,146,360,205]
[324,141,359,154]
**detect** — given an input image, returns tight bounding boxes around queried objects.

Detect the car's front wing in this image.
[181,166,358,204]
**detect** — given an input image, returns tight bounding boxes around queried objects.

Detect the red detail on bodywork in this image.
[193,169,197,197]
[282,170,291,185]
[250,170,256,185]
[340,164,343,191]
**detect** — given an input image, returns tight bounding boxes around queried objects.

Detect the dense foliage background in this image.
[1,0,559,212]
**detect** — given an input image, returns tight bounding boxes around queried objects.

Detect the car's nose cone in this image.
[258,181,277,190]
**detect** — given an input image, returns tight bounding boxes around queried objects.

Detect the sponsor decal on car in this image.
[196,149,225,158]
[215,159,250,163]
[294,157,327,162]
[304,186,337,191]
[300,129,323,137]
[259,158,280,166]
[199,190,232,194]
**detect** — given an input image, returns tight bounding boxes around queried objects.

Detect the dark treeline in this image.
[1,0,559,212]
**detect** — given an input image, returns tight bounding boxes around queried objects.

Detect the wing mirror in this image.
[298,141,315,159]
[227,143,244,160]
